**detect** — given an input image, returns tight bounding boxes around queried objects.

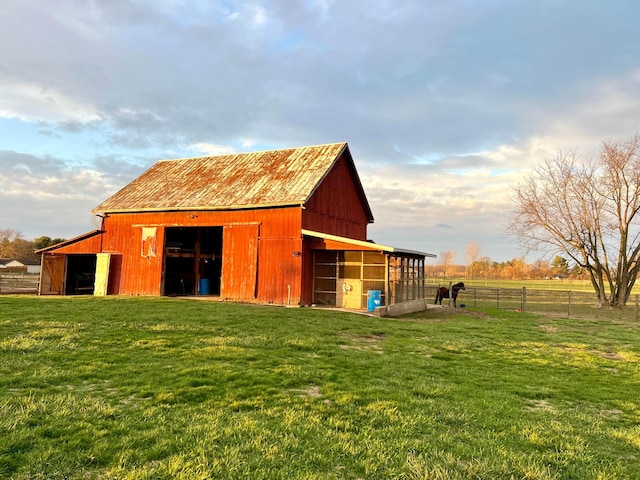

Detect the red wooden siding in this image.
[259,236,303,305]
[42,234,103,254]
[98,207,304,303]
[221,224,259,300]
[302,154,370,240]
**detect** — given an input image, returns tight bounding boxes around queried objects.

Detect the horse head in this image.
[453,282,465,292]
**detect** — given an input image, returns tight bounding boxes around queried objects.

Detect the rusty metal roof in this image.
[93,142,372,216]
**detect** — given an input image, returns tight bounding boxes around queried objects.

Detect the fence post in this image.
[636,294,638,322]
[522,287,526,311]
[568,290,572,317]
[497,289,500,309]
[474,287,477,308]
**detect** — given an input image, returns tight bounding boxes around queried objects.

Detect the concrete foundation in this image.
[376,298,440,317]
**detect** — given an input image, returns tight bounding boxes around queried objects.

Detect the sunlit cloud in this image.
[0,82,100,123]
[188,143,237,156]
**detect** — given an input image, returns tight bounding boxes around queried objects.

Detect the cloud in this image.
[0,149,151,239]
[0,81,101,123]
[1,0,639,261]
[188,143,236,156]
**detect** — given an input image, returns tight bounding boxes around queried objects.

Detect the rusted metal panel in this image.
[94,143,355,214]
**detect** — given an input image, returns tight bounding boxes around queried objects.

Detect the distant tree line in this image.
[429,247,587,281]
[0,229,65,261]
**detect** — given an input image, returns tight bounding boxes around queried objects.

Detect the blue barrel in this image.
[199,278,210,295]
[367,290,381,312]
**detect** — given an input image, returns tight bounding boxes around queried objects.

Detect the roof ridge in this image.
[157,142,347,163]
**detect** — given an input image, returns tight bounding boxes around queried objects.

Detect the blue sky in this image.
[1,0,639,263]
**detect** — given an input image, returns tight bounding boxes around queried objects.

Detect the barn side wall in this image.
[98,207,304,303]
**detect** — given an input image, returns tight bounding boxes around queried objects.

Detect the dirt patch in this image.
[396,307,492,323]
[295,386,333,405]
[598,409,623,417]
[525,399,556,412]
[304,386,323,398]
[598,351,625,361]
[338,333,385,353]
[339,343,383,354]
[538,324,558,332]
[559,345,628,361]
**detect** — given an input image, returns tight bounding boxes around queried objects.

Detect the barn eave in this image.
[92,201,306,215]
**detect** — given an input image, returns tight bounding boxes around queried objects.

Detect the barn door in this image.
[94,253,111,296]
[221,224,259,300]
[39,254,65,295]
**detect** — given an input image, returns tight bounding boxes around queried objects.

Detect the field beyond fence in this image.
[425,283,640,320]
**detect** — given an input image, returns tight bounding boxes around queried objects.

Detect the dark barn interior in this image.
[65,254,97,295]
[163,227,223,296]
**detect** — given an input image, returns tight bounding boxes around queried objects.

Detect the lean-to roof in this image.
[93,142,372,219]
[302,229,435,258]
[35,230,103,254]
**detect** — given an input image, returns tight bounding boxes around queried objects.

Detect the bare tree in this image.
[464,241,481,279]
[439,250,455,277]
[0,229,23,258]
[508,133,640,307]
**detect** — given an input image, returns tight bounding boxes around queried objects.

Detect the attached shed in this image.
[37,142,434,308]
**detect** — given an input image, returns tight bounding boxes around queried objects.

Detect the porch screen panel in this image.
[313,251,337,306]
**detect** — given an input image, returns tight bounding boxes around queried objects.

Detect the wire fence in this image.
[425,284,640,321]
[3,274,640,321]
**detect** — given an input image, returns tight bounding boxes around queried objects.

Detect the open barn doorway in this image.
[162,227,223,296]
[65,254,97,295]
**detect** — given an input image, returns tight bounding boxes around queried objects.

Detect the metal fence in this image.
[425,284,640,320]
[0,273,39,294]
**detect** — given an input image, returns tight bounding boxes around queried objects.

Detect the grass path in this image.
[1,296,639,479]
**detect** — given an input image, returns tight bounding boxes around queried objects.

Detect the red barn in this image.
[38,143,432,308]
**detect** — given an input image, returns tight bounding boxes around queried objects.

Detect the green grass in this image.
[1,296,639,479]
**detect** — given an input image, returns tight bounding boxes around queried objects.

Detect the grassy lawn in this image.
[1,296,639,479]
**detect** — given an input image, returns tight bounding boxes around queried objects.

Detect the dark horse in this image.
[435,282,465,307]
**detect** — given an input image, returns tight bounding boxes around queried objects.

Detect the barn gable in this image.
[303,151,373,240]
